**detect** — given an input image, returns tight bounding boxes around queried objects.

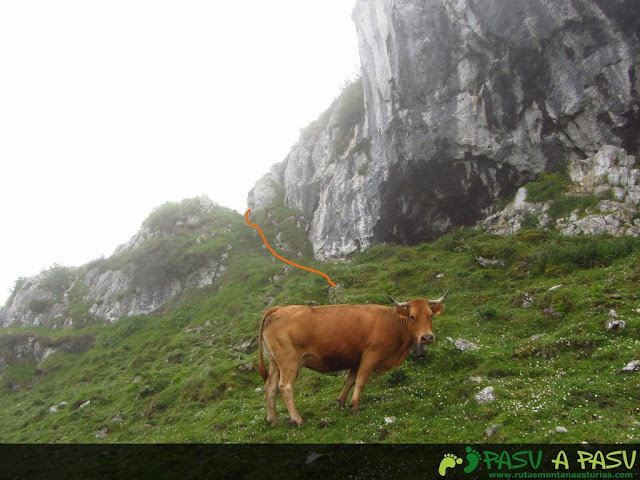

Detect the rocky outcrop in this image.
[569,145,640,203]
[1,197,231,327]
[250,0,640,259]
[248,79,375,259]
[484,145,640,236]
[83,256,226,322]
[0,273,73,328]
[0,332,95,380]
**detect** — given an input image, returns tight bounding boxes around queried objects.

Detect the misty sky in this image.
[0,1,360,304]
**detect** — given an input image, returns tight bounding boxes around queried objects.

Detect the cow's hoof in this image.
[350,405,360,414]
[288,418,303,427]
[336,399,346,408]
[267,418,278,427]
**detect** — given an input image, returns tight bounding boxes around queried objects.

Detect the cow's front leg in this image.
[337,368,357,408]
[349,357,378,413]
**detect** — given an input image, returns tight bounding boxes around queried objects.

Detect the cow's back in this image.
[262,304,396,372]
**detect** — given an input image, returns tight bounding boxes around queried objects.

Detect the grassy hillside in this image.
[0,201,639,444]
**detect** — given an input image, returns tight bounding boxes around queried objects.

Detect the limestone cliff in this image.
[249,0,640,259]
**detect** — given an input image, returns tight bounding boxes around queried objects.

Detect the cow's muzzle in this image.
[420,333,435,345]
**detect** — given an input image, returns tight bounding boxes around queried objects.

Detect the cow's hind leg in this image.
[337,368,357,408]
[265,360,280,427]
[262,340,280,426]
[278,363,303,426]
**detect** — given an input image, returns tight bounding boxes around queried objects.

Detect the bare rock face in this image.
[250,0,640,259]
[568,145,640,204]
[83,257,226,323]
[0,274,71,328]
[248,80,374,259]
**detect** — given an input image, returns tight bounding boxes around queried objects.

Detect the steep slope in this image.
[250,0,640,259]
[1,229,638,444]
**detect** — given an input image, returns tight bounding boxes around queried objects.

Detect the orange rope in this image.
[245,209,336,287]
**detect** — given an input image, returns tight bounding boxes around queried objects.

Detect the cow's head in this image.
[387,292,448,355]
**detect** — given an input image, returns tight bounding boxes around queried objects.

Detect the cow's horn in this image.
[386,294,409,307]
[429,290,450,304]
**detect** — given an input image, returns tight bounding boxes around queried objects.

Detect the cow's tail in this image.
[258,307,280,382]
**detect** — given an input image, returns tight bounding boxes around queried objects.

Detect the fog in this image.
[0,1,359,304]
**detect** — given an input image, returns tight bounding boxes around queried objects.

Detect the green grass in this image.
[1,203,639,444]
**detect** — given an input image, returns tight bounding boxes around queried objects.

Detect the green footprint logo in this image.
[438,447,482,476]
[438,453,463,476]
[464,446,481,474]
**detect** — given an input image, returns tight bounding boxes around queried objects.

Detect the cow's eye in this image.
[410,315,416,320]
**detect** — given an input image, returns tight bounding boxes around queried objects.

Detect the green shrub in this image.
[28,299,55,313]
[475,305,498,321]
[143,198,203,232]
[547,194,599,220]
[331,77,365,158]
[535,236,640,274]
[525,169,570,202]
[515,229,551,243]
[334,77,364,131]
[39,265,76,297]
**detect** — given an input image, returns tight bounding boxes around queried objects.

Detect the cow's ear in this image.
[431,303,445,316]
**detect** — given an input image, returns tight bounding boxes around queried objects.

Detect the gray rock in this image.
[0,274,71,327]
[238,363,255,372]
[234,341,252,352]
[447,337,480,351]
[95,429,108,440]
[485,424,501,438]
[561,214,624,237]
[476,387,496,404]
[620,360,640,373]
[606,317,627,330]
[475,257,505,268]
[84,254,226,322]
[49,402,68,414]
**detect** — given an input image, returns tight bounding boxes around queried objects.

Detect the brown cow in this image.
[258,293,448,426]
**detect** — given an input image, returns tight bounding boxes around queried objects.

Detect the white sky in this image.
[0,1,360,304]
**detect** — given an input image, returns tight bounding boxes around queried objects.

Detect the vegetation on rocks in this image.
[0,199,639,444]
